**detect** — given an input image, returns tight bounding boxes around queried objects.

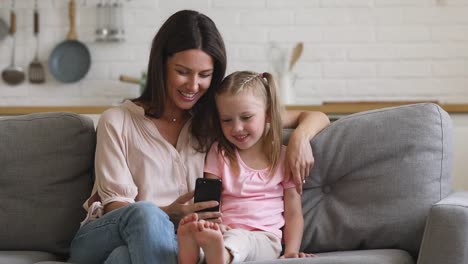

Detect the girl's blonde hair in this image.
[214,71,283,176]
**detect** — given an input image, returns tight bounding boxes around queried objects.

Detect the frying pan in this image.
[49,0,90,83]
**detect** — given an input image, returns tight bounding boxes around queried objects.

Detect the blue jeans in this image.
[68,201,178,264]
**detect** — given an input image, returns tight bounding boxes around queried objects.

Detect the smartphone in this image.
[193,178,222,212]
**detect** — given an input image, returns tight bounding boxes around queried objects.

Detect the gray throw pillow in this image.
[0,112,95,255]
[285,103,453,257]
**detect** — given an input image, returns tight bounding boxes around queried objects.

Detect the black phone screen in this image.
[193,178,222,212]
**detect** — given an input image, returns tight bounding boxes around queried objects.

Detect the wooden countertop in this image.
[1,102,468,115]
[287,102,468,114]
[0,106,110,115]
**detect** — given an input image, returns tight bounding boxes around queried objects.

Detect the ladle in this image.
[1,6,25,85]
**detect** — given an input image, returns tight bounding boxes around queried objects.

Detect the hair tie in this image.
[259,72,264,78]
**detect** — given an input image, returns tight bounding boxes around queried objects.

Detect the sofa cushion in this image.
[0,113,95,255]
[295,103,453,257]
[0,251,62,264]
[250,249,414,264]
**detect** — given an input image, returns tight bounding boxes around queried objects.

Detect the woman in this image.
[68,10,329,264]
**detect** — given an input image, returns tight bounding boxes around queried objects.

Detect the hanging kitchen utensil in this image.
[95,0,109,41]
[1,4,25,86]
[108,0,118,41]
[96,0,124,42]
[0,17,8,42]
[289,42,303,72]
[111,0,125,41]
[28,1,45,84]
[49,0,91,83]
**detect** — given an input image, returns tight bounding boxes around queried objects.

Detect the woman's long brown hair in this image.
[133,10,227,150]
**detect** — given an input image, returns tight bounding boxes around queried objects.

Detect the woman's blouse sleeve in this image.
[94,109,138,206]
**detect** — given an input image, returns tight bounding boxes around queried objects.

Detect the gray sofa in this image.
[0,103,466,264]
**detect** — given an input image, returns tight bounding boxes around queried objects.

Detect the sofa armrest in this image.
[417,191,468,264]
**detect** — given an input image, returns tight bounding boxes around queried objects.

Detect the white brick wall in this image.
[0,0,468,106]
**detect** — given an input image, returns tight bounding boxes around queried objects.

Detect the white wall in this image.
[1,0,468,106]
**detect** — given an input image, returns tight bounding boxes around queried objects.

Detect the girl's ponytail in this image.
[260,72,283,176]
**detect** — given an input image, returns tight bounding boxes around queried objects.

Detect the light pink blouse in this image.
[83,100,205,222]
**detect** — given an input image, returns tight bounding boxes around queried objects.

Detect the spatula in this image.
[28,2,45,84]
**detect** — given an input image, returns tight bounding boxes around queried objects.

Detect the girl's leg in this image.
[69,201,178,264]
[177,213,201,264]
[222,229,281,262]
[192,220,226,264]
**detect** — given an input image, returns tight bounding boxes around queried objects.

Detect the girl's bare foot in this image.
[193,220,227,264]
[177,213,200,264]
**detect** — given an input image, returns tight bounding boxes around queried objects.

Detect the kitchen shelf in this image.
[1,102,468,115]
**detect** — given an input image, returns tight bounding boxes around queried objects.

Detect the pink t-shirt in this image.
[204,143,295,239]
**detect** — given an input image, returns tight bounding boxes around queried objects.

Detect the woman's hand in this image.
[280,252,316,258]
[161,191,222,225]
[286,129,315,194]
[282,110,329,195]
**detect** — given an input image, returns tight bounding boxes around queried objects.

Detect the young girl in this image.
[177,71,314,264]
